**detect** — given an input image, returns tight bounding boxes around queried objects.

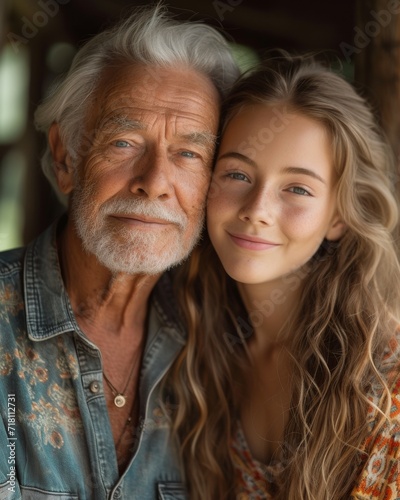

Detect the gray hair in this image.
[34,4,240,202]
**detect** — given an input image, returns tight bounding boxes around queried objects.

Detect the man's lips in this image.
[111,215,171,226]
[228,232,280,251]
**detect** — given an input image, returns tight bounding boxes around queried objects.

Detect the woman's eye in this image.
[114,140,130,148]
[288,186,310,196]
[227,172,249,182]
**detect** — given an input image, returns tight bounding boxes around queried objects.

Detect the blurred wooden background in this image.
[0,0,399,250]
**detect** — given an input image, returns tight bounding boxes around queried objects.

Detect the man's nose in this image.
[129,152,174,200]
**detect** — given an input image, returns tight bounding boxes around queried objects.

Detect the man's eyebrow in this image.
[179,131,217,151]
[106,116,146,131]
[283,166,326,184]
[217,151,257,167]
[100,118,216,150]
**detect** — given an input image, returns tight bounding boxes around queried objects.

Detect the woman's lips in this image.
[228,232,280,251]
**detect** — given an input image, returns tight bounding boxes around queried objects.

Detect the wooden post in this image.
[355,0,400,174]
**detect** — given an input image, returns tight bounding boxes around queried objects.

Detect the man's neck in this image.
[57,218,161,338]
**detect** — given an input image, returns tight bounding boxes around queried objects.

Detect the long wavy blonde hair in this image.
[165,53,400,499]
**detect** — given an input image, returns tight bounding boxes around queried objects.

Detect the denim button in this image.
[89,381,100,394]
[112,487,122,499]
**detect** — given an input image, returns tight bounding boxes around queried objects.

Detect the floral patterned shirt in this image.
[0,220,188,499]
[232,334,400,499]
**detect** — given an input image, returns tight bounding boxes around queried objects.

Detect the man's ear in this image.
[325,214,347,242]
[48,123,75,195]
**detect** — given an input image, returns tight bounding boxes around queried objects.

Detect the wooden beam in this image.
[355,0,400,165]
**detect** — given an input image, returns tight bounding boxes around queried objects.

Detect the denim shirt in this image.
[0,221,187,499]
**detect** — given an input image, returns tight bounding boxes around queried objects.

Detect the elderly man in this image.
[0,5,238,499]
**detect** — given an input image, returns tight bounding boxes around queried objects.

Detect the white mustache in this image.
[99,197,187,230]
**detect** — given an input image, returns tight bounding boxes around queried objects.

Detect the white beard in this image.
[70,183,204,275]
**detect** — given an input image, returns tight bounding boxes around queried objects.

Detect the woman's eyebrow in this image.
[217,153,327,185]
[217,151,257,167]
[283,166,326,184]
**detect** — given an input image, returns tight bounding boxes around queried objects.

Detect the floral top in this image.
[232,334,400,499]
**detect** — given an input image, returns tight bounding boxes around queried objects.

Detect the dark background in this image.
[0,0,358,250]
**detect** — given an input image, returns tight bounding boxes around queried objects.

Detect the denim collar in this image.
[24,218,186,343]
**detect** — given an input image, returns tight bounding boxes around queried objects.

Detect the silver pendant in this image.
[114,394,126,407]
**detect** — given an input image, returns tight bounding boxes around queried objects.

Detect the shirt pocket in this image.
[157,482,187,500]
[20,487,78,500]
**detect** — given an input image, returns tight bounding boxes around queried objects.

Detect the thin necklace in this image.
[116,415,133,449]
[103,355,139,408]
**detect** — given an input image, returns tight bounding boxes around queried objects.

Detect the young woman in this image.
[167,53,400,499]
[165,52,400,500]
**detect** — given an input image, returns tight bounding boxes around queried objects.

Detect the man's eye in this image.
[180,151,197,158]
[114,140,130,148]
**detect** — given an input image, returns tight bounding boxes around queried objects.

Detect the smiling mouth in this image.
[228,232,280,251]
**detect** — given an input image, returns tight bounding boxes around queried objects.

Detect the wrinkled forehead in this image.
[86,62,221,132]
